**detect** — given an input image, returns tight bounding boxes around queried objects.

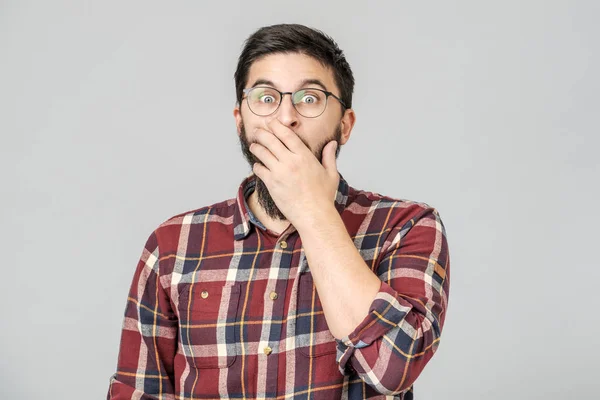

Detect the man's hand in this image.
[249,118,340,226]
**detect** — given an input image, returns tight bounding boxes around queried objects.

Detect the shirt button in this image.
[280,241,288,249]
[263,346,272,355]
[201,291,209,299]
[269,291,278,300]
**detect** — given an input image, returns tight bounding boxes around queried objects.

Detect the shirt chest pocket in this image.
[296,273,338,357]
[178,282,242,369]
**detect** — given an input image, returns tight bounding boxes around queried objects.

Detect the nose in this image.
[275,93,299,128]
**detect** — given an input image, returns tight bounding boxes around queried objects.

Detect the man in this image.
[107,23,450,400]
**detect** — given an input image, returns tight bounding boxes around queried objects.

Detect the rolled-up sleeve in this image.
[336,207,450,396]
[107,231,178,400]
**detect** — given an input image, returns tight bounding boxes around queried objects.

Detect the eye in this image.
[249,88,279,104]
[301,94,318,104]
[260,95,276,104]
[294,89,322,105]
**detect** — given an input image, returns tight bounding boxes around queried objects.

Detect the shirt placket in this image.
[261,229,298,398]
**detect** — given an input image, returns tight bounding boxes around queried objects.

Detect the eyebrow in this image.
[249,78,329,92]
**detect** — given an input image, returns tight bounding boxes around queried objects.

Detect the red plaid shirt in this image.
[107,172,450,400]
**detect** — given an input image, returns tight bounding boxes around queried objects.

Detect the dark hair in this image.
[234,24,355,111]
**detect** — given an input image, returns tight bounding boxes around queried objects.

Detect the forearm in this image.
[295,204,381,339]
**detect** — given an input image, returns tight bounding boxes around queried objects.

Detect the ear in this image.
[233,105,242,136]
[339,108,356,145]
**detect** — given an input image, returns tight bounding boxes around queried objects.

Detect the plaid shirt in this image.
[107,172,450,400]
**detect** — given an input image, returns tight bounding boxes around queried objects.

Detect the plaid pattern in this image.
[107,172,450,400]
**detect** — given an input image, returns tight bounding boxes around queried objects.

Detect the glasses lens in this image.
[247,87,280,116]
[293,89,326,118]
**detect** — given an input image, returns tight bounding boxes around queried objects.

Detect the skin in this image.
[237,121,342,227]
[235,52,349,232]
[232,52,381,339]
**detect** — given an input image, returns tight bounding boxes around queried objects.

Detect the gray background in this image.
[1,1,598,399]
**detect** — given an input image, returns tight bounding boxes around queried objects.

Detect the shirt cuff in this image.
[336,280,407,375]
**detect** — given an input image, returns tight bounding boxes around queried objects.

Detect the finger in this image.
[321,141,338,176]
[249,142,278,170]
[254,127,291,159]
[252,162,270,182]
[266,119,309,155]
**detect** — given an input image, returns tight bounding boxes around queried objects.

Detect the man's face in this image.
[234,52,353,221]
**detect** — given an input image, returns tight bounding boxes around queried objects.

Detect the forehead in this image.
[246,52,337,92]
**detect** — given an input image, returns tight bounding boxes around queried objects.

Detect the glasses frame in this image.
[242,86,348,118]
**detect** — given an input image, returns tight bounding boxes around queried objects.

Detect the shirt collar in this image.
[233,172,350,241]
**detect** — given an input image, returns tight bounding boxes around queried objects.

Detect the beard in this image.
[238,121,342,221]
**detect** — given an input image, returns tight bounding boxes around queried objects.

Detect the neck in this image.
[247,190,291,236]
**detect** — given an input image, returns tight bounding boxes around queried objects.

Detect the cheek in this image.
[303,121,334,143]
[241,105,266,126]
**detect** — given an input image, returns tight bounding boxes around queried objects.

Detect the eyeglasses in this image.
[242,86,347,118]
